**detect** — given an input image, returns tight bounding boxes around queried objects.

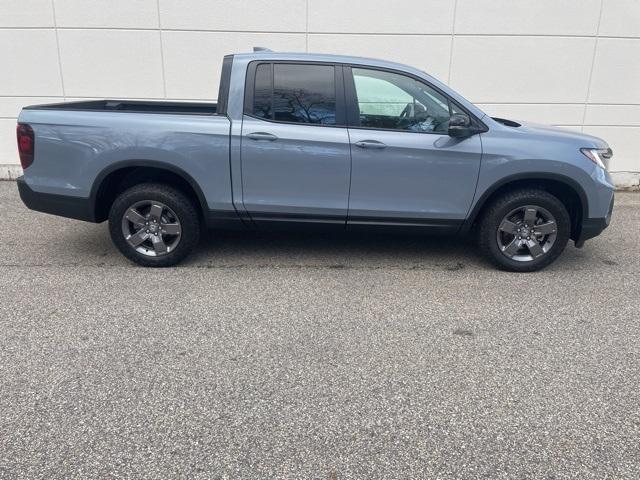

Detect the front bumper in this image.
[17,176,96,222]
[574,195,614,248]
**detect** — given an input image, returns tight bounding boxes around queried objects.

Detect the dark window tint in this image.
[272,64,336,125]
[253,63,272,119]
[352,68,452,133]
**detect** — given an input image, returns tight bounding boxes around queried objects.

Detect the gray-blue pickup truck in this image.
[16,50,615,271]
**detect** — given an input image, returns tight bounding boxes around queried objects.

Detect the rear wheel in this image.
[108,183,200,267]
[478,189,570,272]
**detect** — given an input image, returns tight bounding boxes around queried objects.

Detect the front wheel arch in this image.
[465,175,587,241]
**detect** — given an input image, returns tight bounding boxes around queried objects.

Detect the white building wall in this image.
[1,0,638,187]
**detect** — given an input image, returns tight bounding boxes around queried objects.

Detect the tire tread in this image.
[478,188,570,272]
[108,183,200,267]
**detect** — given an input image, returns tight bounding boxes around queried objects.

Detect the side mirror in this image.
[448,113,473,138]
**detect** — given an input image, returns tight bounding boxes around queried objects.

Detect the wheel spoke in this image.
[122,200,181,257]
[149,203,163,221]
[161,223,180,235]
[127,230,148,247]
[502,238,520,258]
[496,204,557,263]
[499,219,519,234]
[151,234,168,254]
[124,208,146,227]
[526,239,544,258]
[534,221,556,235]
[523,207,538,225]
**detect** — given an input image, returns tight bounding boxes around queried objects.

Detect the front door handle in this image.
[355,140,387,149]
[247,132,278,141]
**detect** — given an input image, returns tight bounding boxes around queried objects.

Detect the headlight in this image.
[580,147,612,170]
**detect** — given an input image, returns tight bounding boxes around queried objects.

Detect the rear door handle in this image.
[355,140,387,149]
[247,132,278,141]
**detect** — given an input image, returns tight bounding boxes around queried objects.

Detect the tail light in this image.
[17,123,35,169]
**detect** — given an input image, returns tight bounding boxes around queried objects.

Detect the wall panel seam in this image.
[305,0,309,52]
[50,0,66,100]
[2,26,640,41]
[447,0,458,83]
[156,0,167,98]
[582,0,605,131]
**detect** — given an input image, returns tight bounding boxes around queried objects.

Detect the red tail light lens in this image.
[17,123,35,170]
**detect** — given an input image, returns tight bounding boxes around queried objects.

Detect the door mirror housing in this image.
[448,113,474,138]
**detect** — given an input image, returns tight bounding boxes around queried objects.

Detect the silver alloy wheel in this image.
[121,200,181,257]
[496,205,558,262]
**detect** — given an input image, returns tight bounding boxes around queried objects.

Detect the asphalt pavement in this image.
[0,181,638,479]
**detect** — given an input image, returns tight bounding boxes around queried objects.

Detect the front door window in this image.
[352,68,456,134]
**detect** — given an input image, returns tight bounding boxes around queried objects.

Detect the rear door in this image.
[345,66,482,232]
[240,62,351,226]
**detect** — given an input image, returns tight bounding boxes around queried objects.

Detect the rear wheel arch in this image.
[466,174,588,240]
[91,160,207,223]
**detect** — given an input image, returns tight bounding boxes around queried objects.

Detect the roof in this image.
[235,50,421,74]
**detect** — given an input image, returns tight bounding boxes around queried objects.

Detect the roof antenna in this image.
[253,46,273,52]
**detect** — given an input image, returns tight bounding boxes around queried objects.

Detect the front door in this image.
[345,67,482,232]
[240,62,350,226]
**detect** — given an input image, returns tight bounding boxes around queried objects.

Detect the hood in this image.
[492,118,609,149]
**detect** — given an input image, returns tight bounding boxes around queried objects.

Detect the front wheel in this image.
[108,183,200,267]
[478,189,571,272]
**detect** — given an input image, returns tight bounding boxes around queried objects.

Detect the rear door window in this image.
[250,63,337,125]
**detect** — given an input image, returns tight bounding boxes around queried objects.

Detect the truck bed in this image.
[23,99,218,116]
[18,98,232,209]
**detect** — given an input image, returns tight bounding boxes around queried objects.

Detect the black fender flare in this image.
[89,159,209,217]
[461,172,589,234]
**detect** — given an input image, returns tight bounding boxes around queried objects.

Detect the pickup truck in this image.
[16,50,615,271]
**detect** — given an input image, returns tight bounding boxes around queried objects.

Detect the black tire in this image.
[478,189,570,272]
[108,183,200,267]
